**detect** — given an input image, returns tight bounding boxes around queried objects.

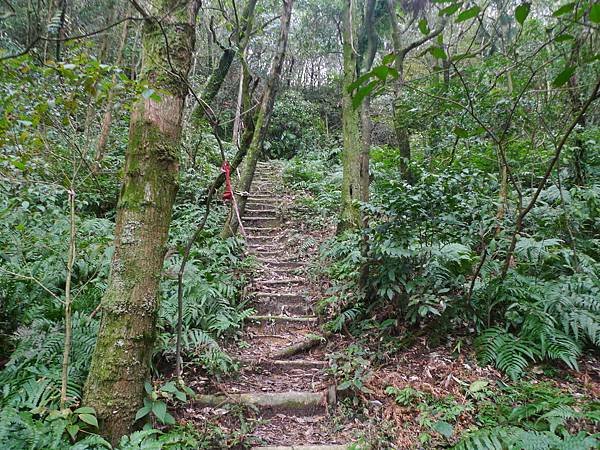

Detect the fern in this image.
[476,327,539,380]
[0,312,98,410]
[453,426,598,450]
[327,307,363,332]
[538,405,581,433]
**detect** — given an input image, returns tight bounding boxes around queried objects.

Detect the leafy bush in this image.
[266,90,326,159]
[316,151,600,379]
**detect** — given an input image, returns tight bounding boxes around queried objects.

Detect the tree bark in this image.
[338,0,366,233]
[83,0,200,444]
[191,47,235,125]
[222,0,294,237]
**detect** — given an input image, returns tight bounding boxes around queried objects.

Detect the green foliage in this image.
[328,344,373,394]
[383,379,599,449]
[134,381,193,426]
[0,313,99,410]
[0,158,251,446]
[453,427,598,450]
[158,204,254,375]
[266,90,327,159]
[283,150,342,228]
[0,406,110,450]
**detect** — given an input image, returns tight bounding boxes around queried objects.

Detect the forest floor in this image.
[175,161,600,449]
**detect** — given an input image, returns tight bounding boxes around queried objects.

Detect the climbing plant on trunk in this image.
[83,0,200,444]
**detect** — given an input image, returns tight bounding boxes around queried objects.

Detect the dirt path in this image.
[190,161,353,449]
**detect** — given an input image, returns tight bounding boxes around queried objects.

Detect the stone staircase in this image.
[194,161,352,449]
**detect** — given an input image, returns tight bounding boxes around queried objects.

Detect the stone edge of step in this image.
[251,446,351,450]
[194,389,335,409]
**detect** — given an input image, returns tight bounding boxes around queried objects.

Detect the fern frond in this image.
[476,328,538,380]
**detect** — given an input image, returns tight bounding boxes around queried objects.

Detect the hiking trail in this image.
[189,160,355,449]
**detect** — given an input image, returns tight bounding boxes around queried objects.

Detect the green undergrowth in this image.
[328,343,599,449]
[312,144,600,380]
[281,137,600,447]
[282,149,342,229]
[0,162,252,447]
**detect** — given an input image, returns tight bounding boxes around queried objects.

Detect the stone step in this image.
[251,250,286,258]
[257,267,304,278]
[246,227,281,234]
[255,278,305,285]
[248,194,277,199]
[247,234,283,239]
[246,208,277,214]
[246,197,281,208]
[248,243,281,249]
[248,315,318,324]
[246,203,278,211]
[237,358,327,373]
[243,216,279,222]
[247,236,285,245]
[246,316,318,333]
[258,259,303,269]
[253,293,308,301]
[195,390,333,416]
[250,413,350,449]
[251,187,274,193]
[243,217,280,228]
[253,446,350,450]
[253,181,276,185]
[261,359,327,370]
[253,298,312,316]
[253,179,276,183]
[254,280,306,291]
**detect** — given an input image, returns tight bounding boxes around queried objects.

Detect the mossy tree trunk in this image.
[83,0,200,444]
[222,0,294,237]
[387,0,412,183]
[338,0,367,233]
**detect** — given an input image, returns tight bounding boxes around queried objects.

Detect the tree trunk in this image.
[338,0,366,233]
[83,0,199,444]
[358,0,376,201]
[495,147,508,235]
[55,0,66,61]
[191,47,235,125]
[222,0,294,237]
[386,0,444,184]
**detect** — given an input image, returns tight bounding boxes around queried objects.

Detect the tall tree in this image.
[83,0,200,444]
[222,0,294,237]
[338,0,367,232]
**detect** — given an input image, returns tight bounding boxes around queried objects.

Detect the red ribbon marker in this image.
[222,160,233,201]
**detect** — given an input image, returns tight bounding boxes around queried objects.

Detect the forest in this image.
[0,0,599,448]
